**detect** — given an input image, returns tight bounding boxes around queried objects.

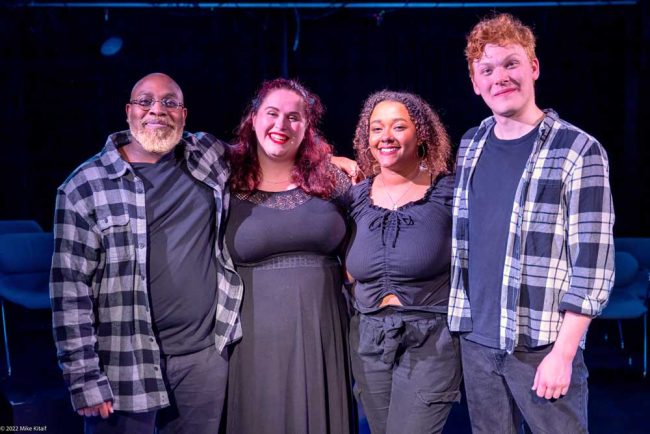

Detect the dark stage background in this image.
[1,0,648,234]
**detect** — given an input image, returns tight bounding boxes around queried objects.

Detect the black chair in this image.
[600,248,648,377]
[0,231,53,377]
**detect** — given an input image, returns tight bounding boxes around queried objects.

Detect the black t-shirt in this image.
[465,126,537,348]
[131,147,219,355]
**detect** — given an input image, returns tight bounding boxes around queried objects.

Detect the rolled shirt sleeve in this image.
[559,139,615,317]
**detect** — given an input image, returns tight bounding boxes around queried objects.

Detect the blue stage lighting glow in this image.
[100,36,123,56]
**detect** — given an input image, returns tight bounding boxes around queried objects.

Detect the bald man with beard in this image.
[50,73,243,434]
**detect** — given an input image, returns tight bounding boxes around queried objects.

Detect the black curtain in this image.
[1,4,647,234]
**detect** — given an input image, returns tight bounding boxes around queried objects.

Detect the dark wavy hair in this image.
[228,78,336,198]
[352,90,452,178]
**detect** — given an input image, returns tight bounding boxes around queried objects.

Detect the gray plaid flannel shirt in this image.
[50,130,243,412]
[448,110,615,352]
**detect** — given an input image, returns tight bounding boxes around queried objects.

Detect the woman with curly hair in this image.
[224,78,355,434]
[345,90,462,434]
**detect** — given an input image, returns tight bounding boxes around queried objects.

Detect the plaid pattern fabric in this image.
[50,130,242,412]
[448,110,615,352]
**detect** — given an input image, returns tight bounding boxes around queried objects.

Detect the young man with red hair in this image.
[448,13,614,433]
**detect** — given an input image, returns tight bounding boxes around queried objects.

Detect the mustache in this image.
[142,118,173,128]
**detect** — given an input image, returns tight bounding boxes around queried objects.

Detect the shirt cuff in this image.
[69,375,114,411]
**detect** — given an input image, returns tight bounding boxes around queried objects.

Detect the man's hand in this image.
[532,349,573,399]
[77,401,114,419]
[531,311,592,400]
[331,155,362,184]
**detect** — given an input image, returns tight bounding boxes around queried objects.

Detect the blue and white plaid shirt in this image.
[50,130,243,412]
[448,110,615,352]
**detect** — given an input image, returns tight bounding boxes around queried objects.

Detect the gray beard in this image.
[130,126,182,154]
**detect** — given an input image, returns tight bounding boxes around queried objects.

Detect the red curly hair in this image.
[465,13,537,78]
[228,78,336,198]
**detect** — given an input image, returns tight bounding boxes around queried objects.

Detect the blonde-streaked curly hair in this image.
[465,13,537,78]
[352,90,451,178]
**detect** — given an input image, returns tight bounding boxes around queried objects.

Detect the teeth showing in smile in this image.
[269,132,289,144]
[144,121,170,128]
[379,147,399,154]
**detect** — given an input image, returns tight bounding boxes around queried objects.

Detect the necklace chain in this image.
[378,168,421,210]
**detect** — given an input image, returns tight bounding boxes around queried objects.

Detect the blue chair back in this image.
[0,220,43,235]
[0,232,53,309]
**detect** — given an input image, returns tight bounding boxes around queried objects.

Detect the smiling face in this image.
[471,43,540,122]
[252,88,307,164]
[368,100,419,172]
[126,73,187,155]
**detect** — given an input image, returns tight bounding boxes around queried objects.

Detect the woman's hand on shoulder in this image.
[330,155,363,184]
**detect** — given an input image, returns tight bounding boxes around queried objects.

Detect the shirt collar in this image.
[479,108,559,135]
[99,130,192,180]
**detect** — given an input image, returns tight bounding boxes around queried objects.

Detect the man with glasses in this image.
[448,13,614,433]
[50,73,242,434]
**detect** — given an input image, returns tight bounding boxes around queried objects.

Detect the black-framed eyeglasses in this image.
[129,98,185,110]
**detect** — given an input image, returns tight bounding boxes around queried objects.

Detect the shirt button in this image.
[154,366,159,371]
[136,187,144,193]
[138,243,145,249]
[149,337,155,342]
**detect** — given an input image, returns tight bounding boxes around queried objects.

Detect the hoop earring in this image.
[363,147,380,175]
[417,143,427,159]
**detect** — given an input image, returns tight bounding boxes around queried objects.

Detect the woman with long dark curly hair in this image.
[224,78,355,434]
[345,90,462,434]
